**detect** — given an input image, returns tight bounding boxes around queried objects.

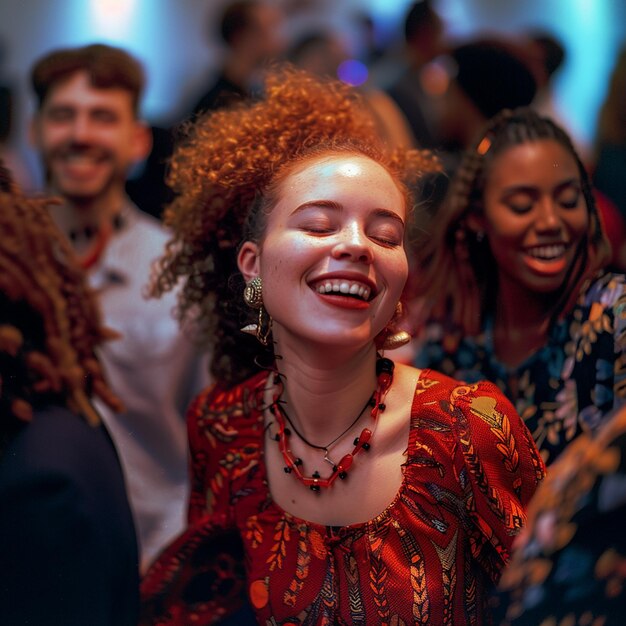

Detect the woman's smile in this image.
[480,139,588,296]
[522,241,571,275]
[240,153,408,348]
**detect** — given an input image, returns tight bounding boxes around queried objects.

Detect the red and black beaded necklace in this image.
[269,357,394,492]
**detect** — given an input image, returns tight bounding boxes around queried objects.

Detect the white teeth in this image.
[527,244,566,260]
[315,279,372,300]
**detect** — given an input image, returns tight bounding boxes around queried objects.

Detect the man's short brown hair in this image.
[31,43,145,115]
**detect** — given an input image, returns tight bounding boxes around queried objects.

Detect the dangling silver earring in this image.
[475,231,485,243]
[241,277,273,346]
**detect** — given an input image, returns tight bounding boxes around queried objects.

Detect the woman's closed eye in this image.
[368,227,403,247]
[556,188,581,209]
[503,191,535,214]
[300,219,335,234]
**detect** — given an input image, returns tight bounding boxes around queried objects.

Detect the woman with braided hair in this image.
[414,107,626,466]
[140,67,544,625]
[0,164,139,625]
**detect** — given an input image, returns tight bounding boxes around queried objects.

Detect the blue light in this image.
[337,59,369,87]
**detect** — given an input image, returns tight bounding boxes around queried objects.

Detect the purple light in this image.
[337,60,369,87]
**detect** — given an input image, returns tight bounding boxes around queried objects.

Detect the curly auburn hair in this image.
[413,107,611,338]
[0,174,122,452]
[150,66,439,387]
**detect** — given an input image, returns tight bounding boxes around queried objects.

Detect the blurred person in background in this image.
[287,29,416,151]
[351,9,386,67]
[399,36,539,297]
[192,0,286,116]
[436,39,537,159]
[28,43,210,571]
[129,0,288,220]
[593,46,626,226]
[0,161,139,626]
[413,107,625,467]
[0,37,36,190]
[523,32,626,272]
[386,0,447,150]
[524,29,589,161]
[494,402,626,625]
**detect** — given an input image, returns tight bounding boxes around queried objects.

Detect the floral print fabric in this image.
[141,369,545,625]
[416,272,626,465]
[494,403,626,625]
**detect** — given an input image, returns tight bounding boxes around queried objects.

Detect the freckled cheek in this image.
[388,256,409,296]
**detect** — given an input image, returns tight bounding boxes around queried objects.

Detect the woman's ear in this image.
[237,241,261,283]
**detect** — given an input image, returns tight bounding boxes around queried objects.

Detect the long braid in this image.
[0,180,122,452]
[413,107,611,340]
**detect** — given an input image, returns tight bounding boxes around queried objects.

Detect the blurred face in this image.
[437,81,482,148]
[246,4,286,64]
[238,154,408,349]
[475,139,588,298]
[31,71,148,203]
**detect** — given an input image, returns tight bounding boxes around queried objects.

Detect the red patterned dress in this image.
[141,369,545,625]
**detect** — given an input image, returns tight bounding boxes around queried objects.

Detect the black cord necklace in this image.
[277,392,375,465]
[269,357,395,491]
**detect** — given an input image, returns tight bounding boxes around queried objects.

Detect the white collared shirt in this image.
[91,202,210,570]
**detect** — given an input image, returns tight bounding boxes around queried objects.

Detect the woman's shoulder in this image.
[565,271,626,352]
[0,405,122,481]
[408,367,523,446]
[189,372,269,419]
[413,367,505,406]
[186,372,269,447]
[408,368,546,539]
[577,271,626,309]
[412,368,543,471]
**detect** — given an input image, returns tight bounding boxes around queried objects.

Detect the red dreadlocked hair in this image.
[0,165,122,451]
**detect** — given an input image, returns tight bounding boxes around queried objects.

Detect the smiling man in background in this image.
[29,43,210,570]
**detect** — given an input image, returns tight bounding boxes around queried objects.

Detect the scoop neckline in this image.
[253,369,425,535]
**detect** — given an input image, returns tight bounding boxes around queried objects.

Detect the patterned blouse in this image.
[416,272,626,465]
[493,403,626,625]
[141,368,545,625]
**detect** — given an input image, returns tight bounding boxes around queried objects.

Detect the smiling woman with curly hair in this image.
[150,66,435,387]
[141,67,544,626]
